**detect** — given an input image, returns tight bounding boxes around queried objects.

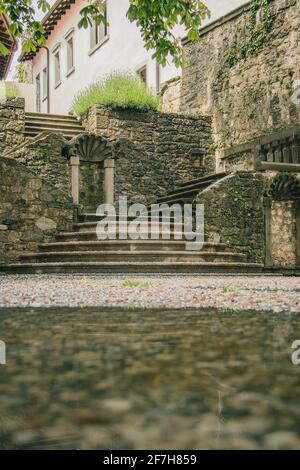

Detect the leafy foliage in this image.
[71,72,161,117]
[127,0,210,66]
[17,62,24,81]
[0,0,50,55]
[0,0,210,67]
[225,0,273,68]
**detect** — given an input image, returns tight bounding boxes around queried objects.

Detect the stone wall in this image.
[270,200,298,268]
[83,106,213,205]
[196,172,266,263]
[6,132,107,212]
[6,132,71,194]
[160,76,182,113]
[264,171,300,269]
[0,98,25,155]
[180,0,300,153]
[195,170,300,269]
[0,156,74,264]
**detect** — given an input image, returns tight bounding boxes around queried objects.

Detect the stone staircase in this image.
[156,172,228,205]
[25,112,84,139]
[1,173,264,274]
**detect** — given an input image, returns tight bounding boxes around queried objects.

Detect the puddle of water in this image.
[0,308,300,450]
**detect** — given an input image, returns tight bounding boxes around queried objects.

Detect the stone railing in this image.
[220,125,300,173]
[258,126,300,169]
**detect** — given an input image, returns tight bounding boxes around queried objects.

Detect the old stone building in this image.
[0,0,299,274]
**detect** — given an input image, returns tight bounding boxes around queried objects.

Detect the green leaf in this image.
[187,28,199,41]
[0,41,9,57]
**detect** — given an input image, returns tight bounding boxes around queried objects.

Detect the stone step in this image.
[179,172,228,188]
[0,261,264,274]
[19,250,247,264]
[157,188,200,203]
[56,230,201,242]
[39,240,228,253]
[81,214,190,224]
[25,120,83,130]
[152,197,187,206]
[81,214,181,222]
[25,112,80,122]
[74,221,188,232]
[24,127,83,138]
[166,177,223,197]
[157,173,228,204]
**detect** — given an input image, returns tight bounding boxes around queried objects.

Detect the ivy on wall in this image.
[225,0,273,67]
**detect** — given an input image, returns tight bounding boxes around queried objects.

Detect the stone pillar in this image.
[296,201,300,267]
[252,143,262,170]
[104,158,115,204]
[70,156,80,206]
[264,197,272,268]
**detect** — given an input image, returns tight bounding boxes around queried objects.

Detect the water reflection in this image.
[0,308,299,449]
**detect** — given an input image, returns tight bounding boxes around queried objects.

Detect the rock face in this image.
[0,157,74,264]
[0,98,25,155]
[179,0,300,150]
[83,106,214,206]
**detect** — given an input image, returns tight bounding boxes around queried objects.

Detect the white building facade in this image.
[21,0,249,115]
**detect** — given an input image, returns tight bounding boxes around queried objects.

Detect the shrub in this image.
[0,82,20,98]
[71,72,160,117]
[5,84,20,98]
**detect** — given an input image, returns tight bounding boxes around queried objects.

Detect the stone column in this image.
[70,156,80,206]
[104,158,115,204]
[296,201,300,267]
[252,143,262,170]
[264,197,272,268]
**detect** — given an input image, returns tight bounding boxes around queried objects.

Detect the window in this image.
[54,49,61,87]
[137,65,147,85]
[66,35,74,74]
[65,28,75,76]
[90,1,108,54]
[42,67,48,100]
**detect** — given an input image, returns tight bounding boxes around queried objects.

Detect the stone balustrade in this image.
[259,126,300,166]
[220,125,300,173]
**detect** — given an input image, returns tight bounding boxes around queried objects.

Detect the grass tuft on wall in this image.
[71,72,161,117]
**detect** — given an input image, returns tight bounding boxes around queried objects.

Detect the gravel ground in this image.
[0,274,299,312]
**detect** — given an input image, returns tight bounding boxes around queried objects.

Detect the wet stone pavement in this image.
[0,307,300,450]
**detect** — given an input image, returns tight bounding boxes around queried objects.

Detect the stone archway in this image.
[64,133,115,208]
[264,174,300,269]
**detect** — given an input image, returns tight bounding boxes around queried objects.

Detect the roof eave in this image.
[0,13,18,79]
